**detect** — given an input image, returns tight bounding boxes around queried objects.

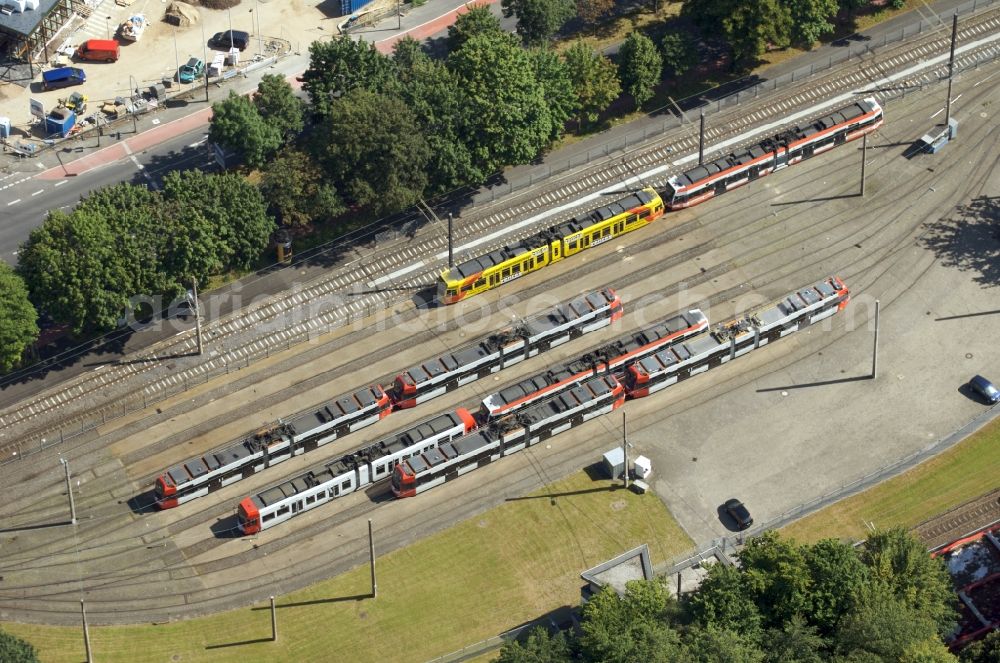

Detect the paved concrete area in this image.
[1,73,997,628]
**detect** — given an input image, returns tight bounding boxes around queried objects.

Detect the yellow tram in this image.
[438,187,664,304]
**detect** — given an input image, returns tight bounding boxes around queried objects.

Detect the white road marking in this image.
[7,199,20,206]
[31,189,43,196]
[55,180,68,187]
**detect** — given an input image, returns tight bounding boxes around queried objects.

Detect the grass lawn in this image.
[1,470,692,663]
[782,416,1000,544]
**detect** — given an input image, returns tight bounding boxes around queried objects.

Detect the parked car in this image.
[969,375,1000,404]
[208,30,250,51]
[178,57,204,83]
[42,66,86,90]
[75,39,120,62]
[724,498,754,531]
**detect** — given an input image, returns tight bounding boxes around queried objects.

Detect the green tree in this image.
[764,616,826,663]
[901,638,959,663]
[738,531,813,628]
[531,48,578,140]
[255,73,304,139]
[618,31,662,108]
[74,182,166,296]
[0,629,39,663]
[316,88,430,215]
[502,0,576,46]
[576,0,613,23]
[961,631,1000,663]
[579,580,683,663]
[393,35,429,74]
[782,0,838,48]
[835,587,944,661]
[497,626,572,663]
[0,263,38,372]
[803,538,868,635]
[447,4,504,52]
[260,150,345,227]
[398,57,482,192]
[18,210,142,334]
[161,170,275,272]
[680,626,766,663]
[686,563,763,639]
[209,91,281,170]
[155,203,225,287]
[860,527,957,636]
[723,0,793,66]
[660,30,699,77]
[448,32,554,173]
[301,37,397,118]
[562,40,621,127]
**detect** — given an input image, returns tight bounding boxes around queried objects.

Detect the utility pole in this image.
[447,213,454,269]
[621,412,629,490]
[368,519,377,598]
[871,300,880,380]
[397,0,401,29]
[698,110,705,165]
[61,458,77,524]
[944,13,958,136]
[860,133,867,197]
[192,278,204,356]
[81,600,93,663]
[270,596,277,641]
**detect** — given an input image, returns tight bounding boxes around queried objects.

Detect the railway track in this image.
[0,79,995,624]
[914,489,1000,550]
[1,8,997,460]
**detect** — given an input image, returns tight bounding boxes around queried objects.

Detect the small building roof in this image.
[581,544,653,598]
[0,0,60,38]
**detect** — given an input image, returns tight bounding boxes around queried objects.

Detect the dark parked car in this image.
[208,30,250,51]
[724,498,754,530]
[969,375,1000,404]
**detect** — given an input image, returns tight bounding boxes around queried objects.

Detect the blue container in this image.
[340,0,373,16]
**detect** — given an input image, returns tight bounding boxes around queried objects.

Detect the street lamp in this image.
[128,73,138,132]
[172,26,180,87]
[254,0,263,55]
[105,16,112,40]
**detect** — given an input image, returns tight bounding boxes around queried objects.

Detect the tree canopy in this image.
[562,40,621,127]
[315,88,431,215]
[260,150,345,227]
[496,529,960,663]
[502,0,576,46]
[0,263,39,372]
[448,32,555,172]
[447,4,504,52]
[618,31,662,108]
[254,73,304,139]
[301,37,397,118]
[209,91,281,170]
[0,630,38,663]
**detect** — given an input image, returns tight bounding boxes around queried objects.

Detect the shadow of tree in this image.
[919,196,1000,288]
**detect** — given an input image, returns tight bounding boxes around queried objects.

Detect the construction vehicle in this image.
[60,91,88,114]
